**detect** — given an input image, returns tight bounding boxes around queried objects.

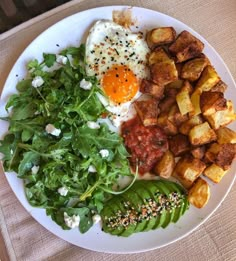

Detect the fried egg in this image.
[85,20,149,128]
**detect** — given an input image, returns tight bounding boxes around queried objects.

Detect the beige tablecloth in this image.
[0,0,236,260]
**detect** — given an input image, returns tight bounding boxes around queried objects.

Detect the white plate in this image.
[0,6,236,254]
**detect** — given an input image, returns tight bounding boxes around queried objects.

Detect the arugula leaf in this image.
[43,53,56,67]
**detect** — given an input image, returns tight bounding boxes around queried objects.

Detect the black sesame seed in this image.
[56,44,60,47]
[116,74,119,77]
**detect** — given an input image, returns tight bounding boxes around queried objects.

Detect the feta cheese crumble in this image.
[88,165,97,173]
[56,54,68,65]
[58,186,68,196]
[80,79,92,90]
[87,121,100,129]
[31,165,39,174]
[32,76,44,88]
[99,149,109,158]
[92,214,101,224]
[45,124,61,136]
[64,212,80,228]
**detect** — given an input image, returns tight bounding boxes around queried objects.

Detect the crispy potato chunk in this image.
[146,27,176,49]
[216,127,236,144]
[168,104,189,126]
[203,100,236,130]
[203,164,228,183]
[191,146,206,159]
[181,56,210,81]
[173,156,206,189]
[179,115,203,135]
[200,91,227,116]
[148,47,170,65]
[204,143,221,163]
[150,60,178,86]
[165,79,184,89]
[189,122,217,146]
[211,80,227,93]
[169,134,190,156]
[134,99,159,126]
[154,150,175,178]
[188,178,210,208]
[176,82,194,115]
[157,112,178,136]
[195,65,220,92]
[190,89,202,116]
[169,30,204,62]
[140,79,164,99]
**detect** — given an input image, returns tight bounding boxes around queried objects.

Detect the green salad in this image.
[0,45,136,233]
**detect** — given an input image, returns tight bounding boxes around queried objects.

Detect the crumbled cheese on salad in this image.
[56,54,68,65]
[64,212,80,228]
[80,79,92,90]
[88,165,97,173]
[45,124,61,136]
[32,76,44,88]
[87,121,100,129]
[58,187,68,196]
[99,149,109,158]
[31,165,39,174]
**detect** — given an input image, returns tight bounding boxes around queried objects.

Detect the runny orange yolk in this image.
[101,65,139,103]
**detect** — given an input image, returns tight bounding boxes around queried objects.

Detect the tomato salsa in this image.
[121,116,168,175]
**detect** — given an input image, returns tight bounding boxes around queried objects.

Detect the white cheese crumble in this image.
[64,212,80,228]
[56,54,68,65]
[45,124,61,136]
[92,214,101,224]
[88,165,97,173]
[87,121,100,129]
[10,149,14,155]
[31,165,39,174]
[58,186,68,196]
[99,149,109,158]
[32,76,44,88]
[80,79,92,90]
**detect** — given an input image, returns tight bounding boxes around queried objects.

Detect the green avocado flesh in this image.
[101,180,189,237]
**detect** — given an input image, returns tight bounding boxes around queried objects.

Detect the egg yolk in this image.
[101,65,139,103]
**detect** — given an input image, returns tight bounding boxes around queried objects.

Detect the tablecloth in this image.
[0,0,236,260]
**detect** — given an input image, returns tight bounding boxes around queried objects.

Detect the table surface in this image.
[0,0,236,260]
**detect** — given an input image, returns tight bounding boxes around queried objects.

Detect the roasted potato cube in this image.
[134,99,159,126]
[148,47,170,65]
[204,100,236,130]
[189,122,217,146]
[210,80,227,93]
[188,178,210,208]
[173,156,206,189]
[181,56,210,81]
[203,164,228,183]
[140,79,164,99]
[176,85,194,115]
[169,30,204,62]
[154,150,175,179]
[204,143,220,163]
[191,146,206,159]
[146,27,176,49]
[159,97,176,113]
[179,115,203,135]
[215,143,236,170]
[150,60,178,86]
[190,89,202,116]
[165,79,184,89]
[157,113,178,136]
[216,127,236,144]
[169,134,190,156]
[168,104,188,126]
[195,65,220,92]
[200,91,227,116]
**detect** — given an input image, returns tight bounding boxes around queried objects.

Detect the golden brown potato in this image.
[173,156,206,189]
[181,56,210,81]
[148,47,170,65]
[168,104,189,126]
[140,79,164,99]
[188,178,210,208]
[150,60,178,86]
[146,27,176,49]
[179,115,203,135]
[169,134,190,156]
[176,87,194,115]
[203,164,228,183]
[165,79,184,89]
[189,122,217,146]
[195,65,220,92]
[154,150,175,178]
[190,89,202,116]
[169,30,204,62]
[191,146,206,159]
[134,99,159,126]
[215,143,236,170]
[203,100,236,130]
[157,113,178,136]
[210,80,227,93]
[204,143,220,164]
[200,91,227,116]
[216,127,236,144]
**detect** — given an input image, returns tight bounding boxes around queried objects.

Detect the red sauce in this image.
[121,116,168,175]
